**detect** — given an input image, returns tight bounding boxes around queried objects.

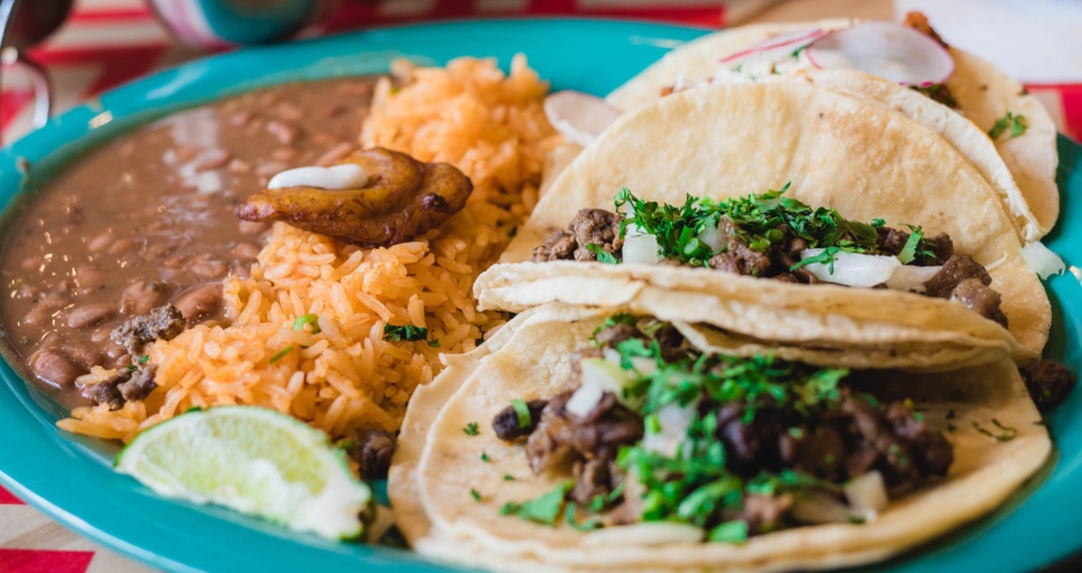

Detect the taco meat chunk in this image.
[1021,359,1077,412]
[494,315,954,537]
[533,209,623,262]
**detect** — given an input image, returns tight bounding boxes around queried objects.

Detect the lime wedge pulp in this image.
[115,406,372,540]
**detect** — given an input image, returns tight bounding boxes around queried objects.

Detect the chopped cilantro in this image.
[292,313,321,334]
[708,520,748,543]
[972,419,1017,441]
[871,218,886,228]
[463,422,480,436]
[126,364,137,372]
[565,504,602,532]
[503,474,516,481]
[470,489,482,502]
[988,111,1028,139]
[585,243,619,264]
[481,452,491,463]
[510,399,532,429]
[897,225,936,264]
[139,354,149,364]
[500,481,573,526]
[383,323,428,342]
[427,339,441,348]
[268,346,294,363]
[910,83,958,108]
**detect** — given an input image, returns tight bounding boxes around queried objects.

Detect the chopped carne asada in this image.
[1021,359,1077,412]
[493,315,954,539]
[532,188,1007,325]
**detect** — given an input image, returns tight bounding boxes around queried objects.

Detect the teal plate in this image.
[0,18,1080,573]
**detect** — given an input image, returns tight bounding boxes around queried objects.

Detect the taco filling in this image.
[491,314,953,541]
[532,187,1007,326]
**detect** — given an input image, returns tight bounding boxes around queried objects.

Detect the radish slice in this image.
[544,90,624,147]
[719,28,828,64]
[806,22,954,86]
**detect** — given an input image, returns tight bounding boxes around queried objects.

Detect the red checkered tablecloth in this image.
[1,1,1080,572]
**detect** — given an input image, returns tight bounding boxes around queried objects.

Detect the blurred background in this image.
[1,0,1080,144]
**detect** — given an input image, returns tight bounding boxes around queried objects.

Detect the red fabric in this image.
[1037,83,1082,141]
[0,549,94,573]
[0,486,26,505]
[0,91,32,133]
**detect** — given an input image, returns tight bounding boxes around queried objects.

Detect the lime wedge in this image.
[115,406,371,540]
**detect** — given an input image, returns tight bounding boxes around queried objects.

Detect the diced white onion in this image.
[800,249,901,287]
[584,522,704,547]
[697,222,726,252]
[543,90,624,147]
[791,492,851,524]
[623,232,662,265]
[1021,241,1067,280]
[602,346,622,365]
[631,357,658,376]
[566,381,605,418]
[641,401,696,457]
[843,471,889,514]
[884,264,942,293]
[580,358,634,394]
[573,357,643,413]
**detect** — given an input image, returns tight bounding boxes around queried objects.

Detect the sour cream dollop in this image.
[268,164,369,190]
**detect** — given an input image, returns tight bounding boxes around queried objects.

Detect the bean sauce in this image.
[0,77,379,408]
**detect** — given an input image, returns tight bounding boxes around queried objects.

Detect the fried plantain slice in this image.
[237,147,473,246]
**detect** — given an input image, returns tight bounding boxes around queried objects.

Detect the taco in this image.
[393,306,1049,573]
[475,82,1050,366]
[604,16,1059,239]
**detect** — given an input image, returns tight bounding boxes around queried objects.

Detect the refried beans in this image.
[0,77,379,409]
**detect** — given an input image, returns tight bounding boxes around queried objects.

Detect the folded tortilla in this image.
[393,305,1050,573]
[475,82,1050,366]
[605,19,1059,240]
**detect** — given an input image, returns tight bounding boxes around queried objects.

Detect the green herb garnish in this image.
[503,474,516,481]
[989,111,1028,139]
[565,504,602,532]
[470,489,483,502]
[708,520,748,543]
[427,339,441,347]
[139,354,149,364]
[511,398,532,429]
[292,313,321,334]
[500,481,573,526]
[463,422,480,436]
[585,243,619,264]
[481,452,491,463]
[972,419,1018,441]
[614,186,926,272]
[383,324,428,342]
[268,346,294,363]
